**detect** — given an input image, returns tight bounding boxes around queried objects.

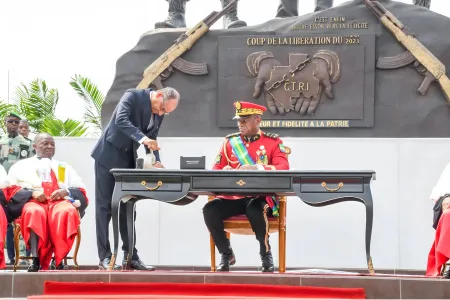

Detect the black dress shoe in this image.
[122,258,156,271]
[444,266,450,279]
[27,257,40,272]
[260,251,274,272]
[216,250,236,272]
[50,259,67,270]
[99,257,121,270]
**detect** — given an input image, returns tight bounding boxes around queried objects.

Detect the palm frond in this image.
[12,79,59,131]
[40,118,89,137]
[69,74,104,131]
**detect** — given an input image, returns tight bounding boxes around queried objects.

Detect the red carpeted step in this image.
[37,281,366,299]
[28,296,345,299]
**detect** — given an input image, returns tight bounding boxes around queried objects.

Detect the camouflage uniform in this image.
[1,133,34,266]
[0,134,34,173]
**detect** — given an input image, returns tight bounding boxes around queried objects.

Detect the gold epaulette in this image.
[225,132,240,139]
[222,133,240,165]
[263,132,280,139]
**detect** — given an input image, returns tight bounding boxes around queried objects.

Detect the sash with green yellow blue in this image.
[228,136,279,217]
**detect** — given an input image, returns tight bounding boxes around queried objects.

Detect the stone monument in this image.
[102,0,450,138]
[154,0,246,29]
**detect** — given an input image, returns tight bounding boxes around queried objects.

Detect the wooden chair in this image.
[209,146,291,273]
[12,212,82,272]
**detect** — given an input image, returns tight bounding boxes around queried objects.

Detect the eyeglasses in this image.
[7,120,20,124]
[160,103,169,115]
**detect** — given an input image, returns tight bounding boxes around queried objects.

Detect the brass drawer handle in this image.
[321,182,344,192]
[236,180,246,186]
[141,181,163,191]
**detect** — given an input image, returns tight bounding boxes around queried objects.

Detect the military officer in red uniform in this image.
[203,101,290,272]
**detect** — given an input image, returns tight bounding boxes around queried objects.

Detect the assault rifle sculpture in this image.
[363,0,450,102]
[136,0,238,90]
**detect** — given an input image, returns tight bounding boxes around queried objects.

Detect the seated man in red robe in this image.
[427,161,450,278]
[203,101,290,272]
[0,165,36,269]
[8,133,88,272]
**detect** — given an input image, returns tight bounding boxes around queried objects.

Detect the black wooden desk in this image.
[109,169,376,273]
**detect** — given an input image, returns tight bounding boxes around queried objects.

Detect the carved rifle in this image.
[136,0,238,90]
[362,0,450,102]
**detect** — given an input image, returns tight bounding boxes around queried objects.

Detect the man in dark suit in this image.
[91,87,180,270]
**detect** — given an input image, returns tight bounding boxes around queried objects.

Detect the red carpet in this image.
[31,281,366,299]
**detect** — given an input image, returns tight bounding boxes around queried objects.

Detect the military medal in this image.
[256,145,268,165]
[8,147,14,154]
[215,153,222,165]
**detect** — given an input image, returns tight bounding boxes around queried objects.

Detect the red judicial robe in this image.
[8,157,88,270]
[427,198,450,276]
[213,131,290,214]
[0,185,34,269]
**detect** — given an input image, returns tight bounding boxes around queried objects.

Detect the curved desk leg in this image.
[125,199,136,270]
[364,186,375,274]
[110,187,122,271]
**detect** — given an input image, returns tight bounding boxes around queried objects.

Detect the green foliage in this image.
[41,118,89,137]
[69,74,104,136]
[12,79,59,132]
[0,75,104,137]
[0,79,90,137]
[0,100,17,133]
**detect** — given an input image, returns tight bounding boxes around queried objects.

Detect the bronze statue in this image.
[414,0,430,9]
[154,0,246,29]
[363,0,449,101]
[275,0,298,17]
[276,0,332,14]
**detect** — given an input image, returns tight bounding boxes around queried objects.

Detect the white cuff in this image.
[256,164,265,170]
[138,136,148,144]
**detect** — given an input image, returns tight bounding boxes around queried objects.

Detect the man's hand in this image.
[222,165,233,170]
[32,191,47,203]
[153,161,165,168]
[143,139,160,151]
[238,164,258,170]
[50,189,69,201]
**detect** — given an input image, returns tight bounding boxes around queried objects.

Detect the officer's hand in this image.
[143,139,160,151]
[222,165,233,170]
[32,191,47,203]
[50,189,69,200]
[153,161,165,168]
[238,164,258,170]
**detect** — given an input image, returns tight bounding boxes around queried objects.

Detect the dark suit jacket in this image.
[91,88,164,170]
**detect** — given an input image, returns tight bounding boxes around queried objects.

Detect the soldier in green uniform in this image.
[18,120,35,156]
[0,113,34,172]
[2,112,35,267]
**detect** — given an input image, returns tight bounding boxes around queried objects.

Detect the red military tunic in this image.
[214,131,289,171]
[213,131,290,205]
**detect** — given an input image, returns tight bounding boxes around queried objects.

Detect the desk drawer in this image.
[300,177,363,193]
[192,176,291,190]
[121,176,182,192]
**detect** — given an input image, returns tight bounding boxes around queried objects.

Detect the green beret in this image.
[6,112,22,120]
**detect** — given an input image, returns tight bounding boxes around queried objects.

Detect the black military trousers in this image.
[94,162,139,262]
[203,197,271,255]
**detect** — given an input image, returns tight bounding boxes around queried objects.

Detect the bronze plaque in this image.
[217,34,375,128]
